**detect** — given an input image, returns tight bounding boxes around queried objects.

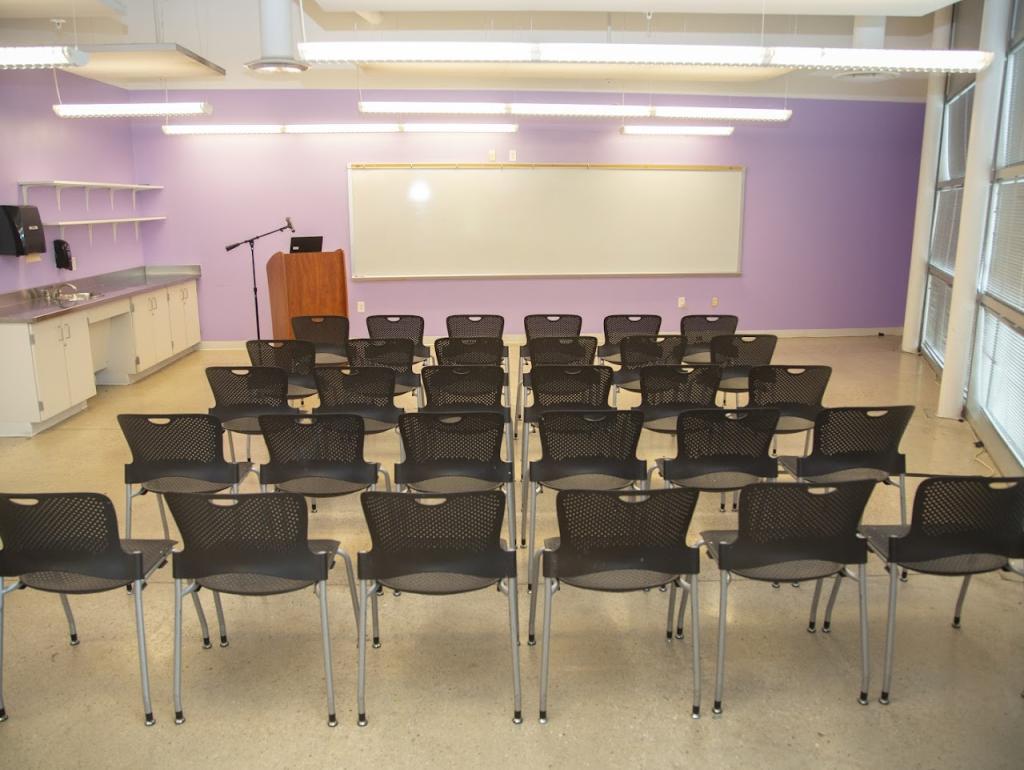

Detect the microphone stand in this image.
[225,222,292,340]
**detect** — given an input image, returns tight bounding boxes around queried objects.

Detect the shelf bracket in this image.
[131,189,138,209]
[110,188,116,209]
[20,185,29,206]
[134,221,141,240]
[112,222,118,242]
[87,223,94,245]
[57,187,64,211]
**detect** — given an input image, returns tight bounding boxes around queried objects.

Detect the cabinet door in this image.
[183,281,201,346]
[30,317,71,420]
[150,289,174,362]
[62,312,97,406]
[132,293,159,372]
[168,286,187,354]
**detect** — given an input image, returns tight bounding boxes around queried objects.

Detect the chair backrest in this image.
[810,406,914,466]
[422,366,504,409]
[603,315,662,346]
[434,337,504,366]
[620,335,687,369]
[894,476,1024,562]
[291,315,349,346]
[680,315,739,348]
[529,365,613,410]
[118,413,225,464]
[638,365,721,409]
[720,481,875,570]
[165,492,326,582]
[0,493,141,581]
[206,366,290,408]
[399,412,505,464]
[710,334,777,368]
[538,411,644,462]
[246,339,315,377]
[673,409,779,462]
[446,314,504,339]
[313,366,397,409]
[366,315,425,345]
[259,413,367,465]
[527,336,598,366]
[748,365,832,409]
[344,338,415,373]
[556,488,700,552]
[524,314,583,342]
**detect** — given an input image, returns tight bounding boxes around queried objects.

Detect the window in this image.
[984,178,1024,311]
[998,47,1024,168]
[939,86,974,182]
[922,274,953,364]
[929,186,964,274]
[972,309,1024,461]
[947,0,984,97]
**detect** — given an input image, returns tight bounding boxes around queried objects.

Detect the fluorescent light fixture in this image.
[283,123,401,133]
[245,57,308,73]
[162,124,283,135]
[0,45,88,69]
[54,102,212,118]
[400,123,518,133]
[302,40,992,74]
[162,123,518,135]
[359,100,791,122]
[622,125,735,136]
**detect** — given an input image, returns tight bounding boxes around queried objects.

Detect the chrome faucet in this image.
[56,282,78,300]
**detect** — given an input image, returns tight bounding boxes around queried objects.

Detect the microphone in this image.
[285,216,294,232]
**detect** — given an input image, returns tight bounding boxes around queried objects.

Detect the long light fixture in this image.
[0,45,89,69]
[359,100,791,122]
[301,40,992,74]
[162,123,518,136]
[53,102,213,118]
[622,125,735,136]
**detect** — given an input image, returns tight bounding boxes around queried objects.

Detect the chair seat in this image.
[216,406,298,435]
[666,471,762,491]
[775,415,815,433]
[197,539,338,595]
[861,525,1010,575]
[718,375,749,392]
[539,474,637,491]
[682,348,711,364]
[405,476,504,493]
[702,531,845,582]
[600,352,622,364]
[380,572,499,595]
[314,352,348,366]
[143,473,248,494]
[275,478,371,497]
[778,456,890,483]
[287,384,318,400]
[21,539,174,594]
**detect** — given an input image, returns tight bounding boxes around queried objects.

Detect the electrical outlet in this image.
[356,301,365,313]
[488,149,496,161]
[711,296,719,307]
[677,296,686,308]
[509,149,517,161]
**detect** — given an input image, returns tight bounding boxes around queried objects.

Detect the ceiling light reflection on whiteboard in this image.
[408,181,432,203]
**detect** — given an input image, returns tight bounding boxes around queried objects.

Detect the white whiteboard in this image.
[348,164,744,279]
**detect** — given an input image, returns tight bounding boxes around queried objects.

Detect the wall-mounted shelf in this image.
[43,216,167,243]
[19,180,164,210]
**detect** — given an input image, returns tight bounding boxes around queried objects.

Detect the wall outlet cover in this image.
[356,301,365,313]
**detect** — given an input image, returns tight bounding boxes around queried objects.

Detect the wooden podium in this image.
[266,249,349,339]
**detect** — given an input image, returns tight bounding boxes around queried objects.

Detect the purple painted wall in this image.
[0,71,148,291]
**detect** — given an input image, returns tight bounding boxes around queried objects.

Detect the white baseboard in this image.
[199,340,248,350]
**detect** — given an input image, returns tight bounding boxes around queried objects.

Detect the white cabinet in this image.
[132,287,173,372]
[183,281,201,347]
[27,312,96,421]
[167,280,201,353]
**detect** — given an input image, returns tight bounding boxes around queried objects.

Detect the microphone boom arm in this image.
[225,220,292,252]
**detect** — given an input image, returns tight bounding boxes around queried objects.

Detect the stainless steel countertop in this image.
[0,266,201,324]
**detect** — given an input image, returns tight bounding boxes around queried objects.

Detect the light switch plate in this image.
[356,301,365,313]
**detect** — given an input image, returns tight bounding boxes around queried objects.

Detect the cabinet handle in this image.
[64,323,71,339]
[58,324,64,341]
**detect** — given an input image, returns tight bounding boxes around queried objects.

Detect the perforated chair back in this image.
[367,314,425,344]
[291,316,349,350]
[206,366,291,409]
[399,412,505,465]
[800,406,914,478]
[620,335,687,368]
[524,315,583,342]
[748,366,831,411]
[538,411,644,463]
[314,366,396,409]
[260,413,367,465]
[446,314,504,339]
[673,408,779,463]
[344,338,415,374]
[681,315,739,353]
[718,482,875,577]
[0,493,145,583]
[639,365,721,409]
[527,336,598,366]
[435,337,504,366]
[603,315,662,347]
[119,414,224,465]
[246,339,315,378]
[422,366,504,410]
[165,492,329,584]
[529,365,613,412]
[710,334,777,369]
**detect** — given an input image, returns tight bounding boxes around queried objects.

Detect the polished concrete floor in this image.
[1,335,1022,769]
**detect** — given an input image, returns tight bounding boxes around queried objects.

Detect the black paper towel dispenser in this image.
[0,205,46,256]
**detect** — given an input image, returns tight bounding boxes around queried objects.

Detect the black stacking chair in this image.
[519,365,615,544]
[435,337,504,367]
[396,412,517,544]
[527,411,646,587]
[366,314,430,364]
[0,492,174,726]
[446,314,508,365]
[292,315,349,364]
[518,315,583,416]
[681,315,739,363]
[599,314,662,364]
[421,365,513,463]
[857,476,1024,705]
[633,365,721,434]
[701,481,877,715]
[710,334,777,406]
[656,409,779,513]
[748,365,832,456]
[516,335,598,436]
[355,491,522,726]
[313,366,403,435]
[165,492,340,727]
[345,338,421,405]
[206,366,299,463]
[780,406,914,526]
[613,335,687,406]
[531,488,702,723]
[246,339,317,401]
[118,414,250,539]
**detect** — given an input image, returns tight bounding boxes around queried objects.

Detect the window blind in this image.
[974,309,1024,461]
[923,274,953,365]
[939,85,974,182]
[929,186,963,274]
[984,179,1024,312]
[999,47,1024,169]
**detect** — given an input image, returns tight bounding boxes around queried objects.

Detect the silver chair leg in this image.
[538,578,559,723]
[212,592,229,647]
[719,492,726,512]
[125,484,133,538]
[156,494,171,540]
[857,563,870,705]
[335,547,360,629]
[675,581,690,639]
[191,590,212,648]
[226,431,236,463]
[356,580,376,726]
[807,578,824,633]
[245,433,252,462]
[505,422,514,466]
[803,429,812,456]
[371,587,381,648]
[713,571,729,715]
[879,565,900,704]
[504,482,517,546]
[612,385,619,408]
[504,577,524,724]
[666,581,678,640]
[173,578,185,724]
[731,490,738,512]
[822,574,844,633]
[527,483,539,592]
[317,579,338,727]
[528,549,543,644]
[0,578,6,722]
[689,574,702,718]
[131,578,156,726]
[519,423,531,536]
[397,426,406,463]
[952,575,972,629]
[898,473,907,526]
[59,594,79,645]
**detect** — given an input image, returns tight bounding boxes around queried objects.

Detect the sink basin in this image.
[57,291,103,302]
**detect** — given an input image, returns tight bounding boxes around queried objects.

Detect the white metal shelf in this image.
[43,216,167,243]
[19,179,164,210]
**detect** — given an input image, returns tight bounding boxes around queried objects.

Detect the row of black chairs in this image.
[3,478,1021,728]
